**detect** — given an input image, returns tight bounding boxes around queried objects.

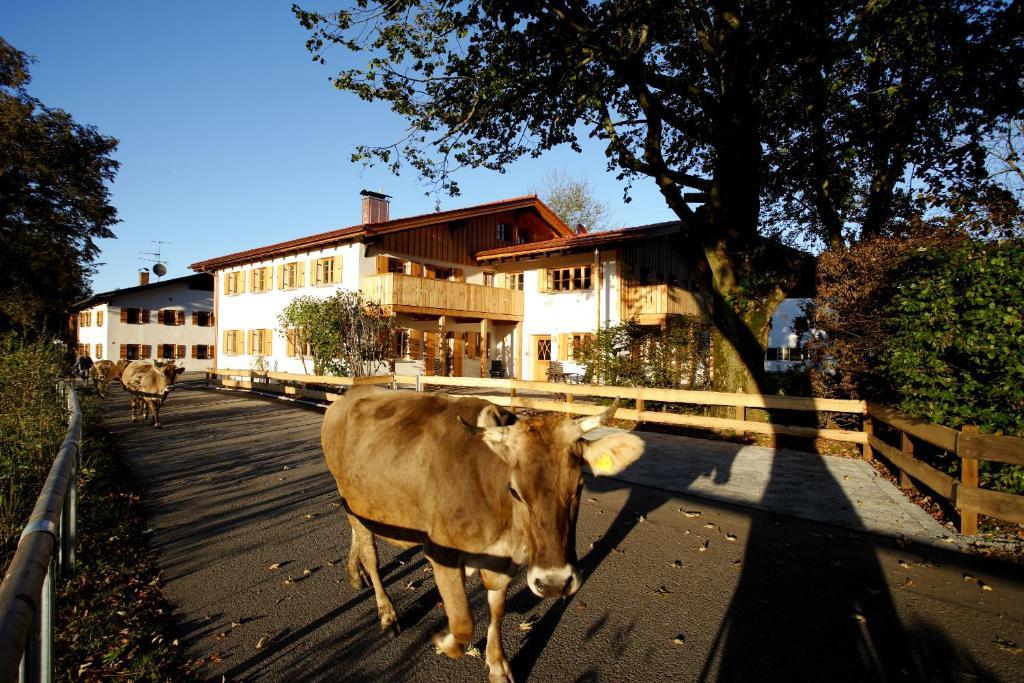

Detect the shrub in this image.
[0,335,68,551]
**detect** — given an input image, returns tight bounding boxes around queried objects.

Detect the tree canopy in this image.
[0,37,119,336]
[532,169,610,231]
[294,1,1023,391]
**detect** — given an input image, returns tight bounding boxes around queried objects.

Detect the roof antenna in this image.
[140,241,170,279]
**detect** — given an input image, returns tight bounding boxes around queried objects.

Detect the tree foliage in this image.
[277,291,396,377]
[0,38,119,336]
[575,317,711,389]
[532,169,610,231]
[294,1,1023,392]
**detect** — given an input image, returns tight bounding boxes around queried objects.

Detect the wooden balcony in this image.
[620,284,711,325]
[361,273,524,321]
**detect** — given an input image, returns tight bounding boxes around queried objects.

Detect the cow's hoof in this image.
[382,620,401,639]
[432,631,463,659]
[154,423,162,429]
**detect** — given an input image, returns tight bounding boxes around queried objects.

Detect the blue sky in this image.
[5,1,677,294]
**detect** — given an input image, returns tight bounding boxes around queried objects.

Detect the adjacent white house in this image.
[189,191,712,381]
[764,298,822,373]
[72,272,216,372]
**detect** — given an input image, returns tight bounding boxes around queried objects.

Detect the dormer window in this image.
[497,223,512,243]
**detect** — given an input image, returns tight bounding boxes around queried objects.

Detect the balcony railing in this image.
[361,273,524,319]
[621,284,711,322]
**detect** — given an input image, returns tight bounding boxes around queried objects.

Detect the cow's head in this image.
[464,400,644,598]
[158,364,185,402]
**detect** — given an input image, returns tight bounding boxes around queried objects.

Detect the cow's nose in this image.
[527,565,580,598]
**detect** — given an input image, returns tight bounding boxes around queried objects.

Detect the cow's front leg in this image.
[129,397,138,422]
[480,569,514,683]
[149,399,161,428]
[428,558,473,659]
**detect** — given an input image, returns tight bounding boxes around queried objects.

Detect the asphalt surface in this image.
[104,386,1024,682]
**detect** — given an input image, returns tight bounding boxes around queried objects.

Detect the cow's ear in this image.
[477,404,516,428]
[580,433,645,476]
[175,366,185,375]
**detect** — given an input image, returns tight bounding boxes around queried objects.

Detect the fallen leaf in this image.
[672,635,686,645]
[963,573,976,582]
[898,560,911,569]
[304,513,316,520]
[283,578,294,586]
[670,560,683,568]
[268,562,286,571]
[519,616,539,632]
[303,568,312,576]
[993,637,1021,654]
[725,533,737,542]
[979,580,992,592]
[255,637,267,651]
[852,613,867,624]
[704,523,717,530]
[587,497,597,503]
[465,646,482,658]
[654,586,672,595]
[404,580,419,591]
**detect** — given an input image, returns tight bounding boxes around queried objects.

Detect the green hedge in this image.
[882,240,1024,493]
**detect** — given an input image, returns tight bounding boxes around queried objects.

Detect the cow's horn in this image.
[458,416,482,435]
[575,399,620,433]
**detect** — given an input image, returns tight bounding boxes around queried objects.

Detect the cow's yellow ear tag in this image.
[592,451,615,475]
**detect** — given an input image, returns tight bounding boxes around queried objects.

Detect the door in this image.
[533,335,552,381]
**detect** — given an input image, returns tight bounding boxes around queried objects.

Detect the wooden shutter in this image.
[286,329,296,357]
[223,273,230,295]
[537,269,547,292]
[453,335,463,376]
[119,345,127,360]
[376,254,388,274]
[175,345,184,359]
[222,331,228,354]
[409,261,422,277]
[247,330,254,355]
[191,346,198,359]
[332,255,343,283]
[141,345,151,359]
[297,261,306,287]
[209,312,215,325]
[120,308,128,323]
[192,311,198,325]
[140,309,149,324]
[263,330,272,356]
[557,334,568,361]
[210,345,216,358]
[409,329,421,360]
[453,268,464,282]
[176,310,184,326]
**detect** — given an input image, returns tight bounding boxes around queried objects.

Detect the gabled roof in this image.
[189,195,572,272]
[475,220,686,261]
[73,273,214,311]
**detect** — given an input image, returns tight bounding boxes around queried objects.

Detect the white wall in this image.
[765,297,815,373]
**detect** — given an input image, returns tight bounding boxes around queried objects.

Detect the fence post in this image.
[959,425,980,535]
[862,414,874,461]
[415,375,422,392]
[19,555,54,683]
[898,432,915,491]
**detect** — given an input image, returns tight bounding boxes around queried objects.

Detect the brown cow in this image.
[121,360,184,427]
[89,359,130,396]
[322,387,644,682]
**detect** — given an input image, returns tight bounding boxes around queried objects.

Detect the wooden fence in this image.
[865,404,1024,535]
[204,370,1024,534]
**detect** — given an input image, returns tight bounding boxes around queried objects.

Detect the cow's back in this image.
[322,387,513,551]
[121,360,163,393]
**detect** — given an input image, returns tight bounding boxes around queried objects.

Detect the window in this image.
[280,261,305,289]
[536,338,552,361]
[548,266,592,292]
[249,329,273,356]
[122,308,149,324]
[193,345,215,360]
[315,256,341,285]
[224,330,245,356]
[483,272,495,287]
[251,267,271,293]
[569,333,592,360]
[78,311,91,327]
[96,311,104,327]
[497,223,512,243]
[387,258,405,274]
[121,344,151,360]
[159,344,185,360]
[161,308,183,326]
[95,343,103,360]
[286,329,313,357]
[434,267,454,280]
[394,329,411,358]
[193,311,215,327]
[504,273,524,290]
[225,270,245,295]
[77,343,89,357]
[516,227,529,245]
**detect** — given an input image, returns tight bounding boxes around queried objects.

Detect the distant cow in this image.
[121,360,184,427]
[321,387,644,682]
[89,359,130,396]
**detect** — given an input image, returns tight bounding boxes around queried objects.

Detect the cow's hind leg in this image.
[428,558,473,660]
[480,569,514,683]
[345,517,370,590]
[129,397,138,422]
[347,514,399,635]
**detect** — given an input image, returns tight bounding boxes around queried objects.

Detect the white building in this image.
[190,192,711,381]
[72,272,216,372]
[764,298,820,373]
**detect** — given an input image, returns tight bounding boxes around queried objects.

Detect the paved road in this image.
[105,386,1024,682]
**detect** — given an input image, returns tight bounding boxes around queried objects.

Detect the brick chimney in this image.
[361,189,391,224]
[139,269,150,286]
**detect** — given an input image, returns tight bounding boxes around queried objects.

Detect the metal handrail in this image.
[0,383,82,683]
